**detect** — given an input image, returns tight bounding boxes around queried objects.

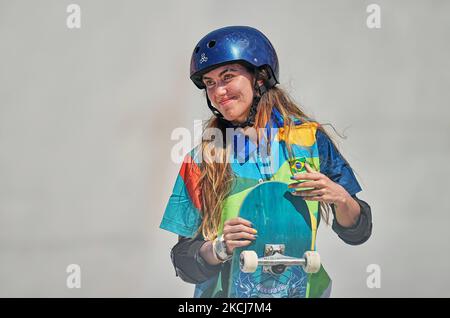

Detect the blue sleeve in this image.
[160,174,202,238]
[160,151,203,238]
[316,129,362,196]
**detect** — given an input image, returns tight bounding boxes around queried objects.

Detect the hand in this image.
[288,162,351,205]
[222,217,258,254]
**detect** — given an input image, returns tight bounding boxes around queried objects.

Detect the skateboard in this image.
[227,180,331,298]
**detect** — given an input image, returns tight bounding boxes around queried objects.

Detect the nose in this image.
[210,83,228,104]
[214,83,227,96]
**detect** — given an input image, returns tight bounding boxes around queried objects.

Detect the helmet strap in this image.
[206,96,224,118]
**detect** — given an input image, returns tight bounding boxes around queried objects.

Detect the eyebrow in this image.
[202,68,239,80]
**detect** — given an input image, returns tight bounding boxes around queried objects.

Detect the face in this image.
[202,63,256,124]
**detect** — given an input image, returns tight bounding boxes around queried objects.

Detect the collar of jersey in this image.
[232,107,302,164]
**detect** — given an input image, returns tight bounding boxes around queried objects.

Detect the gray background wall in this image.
[1,0,449,297]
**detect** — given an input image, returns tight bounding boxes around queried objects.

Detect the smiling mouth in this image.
[219,98,236,107]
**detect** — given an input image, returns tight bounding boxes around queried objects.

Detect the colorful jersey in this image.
[160,107,362,297]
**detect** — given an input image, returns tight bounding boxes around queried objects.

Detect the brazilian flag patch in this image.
[289,157,307,175]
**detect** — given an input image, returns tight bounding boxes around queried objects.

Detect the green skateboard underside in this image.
[227,181,331,298]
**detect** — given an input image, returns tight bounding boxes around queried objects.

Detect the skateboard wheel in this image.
[303,251,321,273]
[240,251,258,273]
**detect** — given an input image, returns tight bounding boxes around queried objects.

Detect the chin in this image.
[219,108,247,124]
[221,113,237,122]
[223,113,241,122]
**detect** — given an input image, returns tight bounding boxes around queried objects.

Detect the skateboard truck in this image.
[239,244,321,275]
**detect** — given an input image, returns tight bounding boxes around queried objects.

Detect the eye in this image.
[204,80,215,87]
[223,74,234,81]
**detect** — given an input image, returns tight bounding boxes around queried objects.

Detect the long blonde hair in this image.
[198,69,345,240]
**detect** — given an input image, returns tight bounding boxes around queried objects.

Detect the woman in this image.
[160,26,372,298]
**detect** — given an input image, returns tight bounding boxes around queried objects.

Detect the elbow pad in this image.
[170,236,222,284]
[332,196,373,246]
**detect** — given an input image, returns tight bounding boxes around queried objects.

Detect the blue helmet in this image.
[190,26,279,89]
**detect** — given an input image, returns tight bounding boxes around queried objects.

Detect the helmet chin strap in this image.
[206,75,267,129]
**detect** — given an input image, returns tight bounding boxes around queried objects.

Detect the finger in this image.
[292,189,323,197]
[290,172,321,181]
[288,180,323,189]
[304,162,317,173]
[224,217,252,227]
[297,189,326,197]
[226,224,258,235]
[224,232,257,241]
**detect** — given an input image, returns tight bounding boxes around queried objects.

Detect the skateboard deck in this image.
[227,181,331,298]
